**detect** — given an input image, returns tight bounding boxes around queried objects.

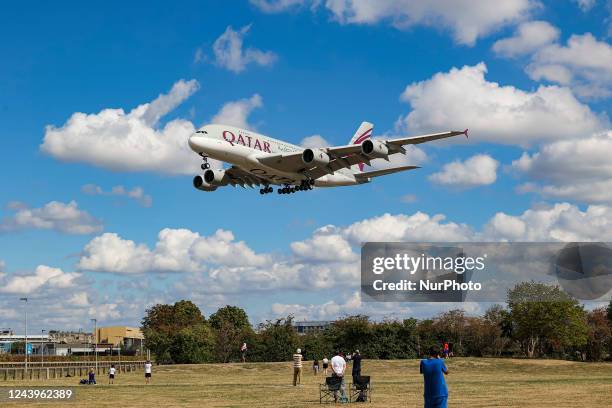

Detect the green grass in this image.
[1,358,611,407]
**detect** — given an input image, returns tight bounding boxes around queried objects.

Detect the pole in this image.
[19,298,28,377]
[41,329,46,367]
[91,319,97,372]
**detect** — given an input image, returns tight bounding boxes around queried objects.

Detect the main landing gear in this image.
[199,153,210,170]
[277,179,315,195]
[259,186,273,194]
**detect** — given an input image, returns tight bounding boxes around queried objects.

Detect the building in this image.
[0,333,51,354]
[292,320,333,335]
[54,343,118,356]
[96,326,144,350]
[48,330,93,344]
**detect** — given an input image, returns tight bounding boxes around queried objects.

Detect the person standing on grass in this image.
[88,368,96,385]
[293,348,303,386]
[144,360,152,384]
[443,342,449,359]
[322,357,329,376]
[331,350,347,402]
[109,364,116,384]
[241,342,248,363]
[351,350,362,384]
[313,358,320,375]
[420,347,449,408]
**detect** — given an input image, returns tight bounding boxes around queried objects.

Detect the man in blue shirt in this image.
[420,347,449,408]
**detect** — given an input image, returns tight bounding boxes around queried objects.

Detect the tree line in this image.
[141,282,612,364]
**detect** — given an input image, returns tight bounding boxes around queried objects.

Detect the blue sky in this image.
[1,0,611,332]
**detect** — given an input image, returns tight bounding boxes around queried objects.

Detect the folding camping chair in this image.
[320,375,343,404]
[349,376,372,403]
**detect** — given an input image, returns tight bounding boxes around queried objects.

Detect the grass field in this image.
[1,358,611,407]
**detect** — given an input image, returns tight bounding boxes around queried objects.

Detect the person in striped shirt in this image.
[293,348,303,386]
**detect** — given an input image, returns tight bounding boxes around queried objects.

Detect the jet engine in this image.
[203,169,230,186]
[302,148,330,166]
[361,139,389,159]
[193,175,217,192]
[193,169,230,191]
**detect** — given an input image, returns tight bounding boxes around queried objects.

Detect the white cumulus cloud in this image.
[82,184,152,207]
[527,33,612,99]
[429,154,499,188]
[300,134,331,148]
[483,202,612,242]
[210,94,263,129]
[41,79,202,175]
[1,200,102,234]
[512,130,612,204]
[77,228,269,274]
[397,62,605,147]
[252,0,535,46]
[212,25,277,73]
[0,265,81,295]
[492,20,560,57]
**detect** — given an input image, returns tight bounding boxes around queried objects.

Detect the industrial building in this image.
[292,320,333,335]
[0,326,144,356]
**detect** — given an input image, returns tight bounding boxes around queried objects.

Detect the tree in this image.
[507,282,588,358]
[300,331,332,361]
[326,315,372,356]
[169,325,215,364]
[481,305,512,356]
[141,300,213,363]
[209,306,254,363]
[432,310,468,355]
[257,316,299,362]
[583,308,611,361]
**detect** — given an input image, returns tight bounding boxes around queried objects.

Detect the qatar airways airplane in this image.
[188,122,468,195]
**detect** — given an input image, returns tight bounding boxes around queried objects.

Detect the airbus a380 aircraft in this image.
[188,122,468,195]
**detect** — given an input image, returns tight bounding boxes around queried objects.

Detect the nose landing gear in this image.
[259,186,273,195]
[199,153,210,170]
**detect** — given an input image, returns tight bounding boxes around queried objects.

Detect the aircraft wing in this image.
[323,129,469,157]
[257,129,467,179]
[354,165,420,181]
[224,166,271,187]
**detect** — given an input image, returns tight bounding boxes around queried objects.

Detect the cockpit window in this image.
[196,130,208,134]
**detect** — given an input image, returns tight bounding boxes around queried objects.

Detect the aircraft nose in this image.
[188,135,206,152]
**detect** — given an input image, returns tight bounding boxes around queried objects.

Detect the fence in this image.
[0,361,147,381]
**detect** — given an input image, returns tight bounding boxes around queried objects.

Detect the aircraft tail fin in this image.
[349,121,374,145]
[349,121,373,172]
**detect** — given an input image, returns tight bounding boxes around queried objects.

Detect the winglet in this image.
[463,128,469,138]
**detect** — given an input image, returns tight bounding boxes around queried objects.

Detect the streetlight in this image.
[19,297,28,377]
[41,329,46,367]
[91,319,97,373]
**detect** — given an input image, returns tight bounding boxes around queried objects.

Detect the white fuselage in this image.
[188,124,359,187]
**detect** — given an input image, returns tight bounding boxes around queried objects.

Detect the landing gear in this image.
[277,180,314,195]
[199,153,210,170]
[277,185,294,194]
[259,186,273,195]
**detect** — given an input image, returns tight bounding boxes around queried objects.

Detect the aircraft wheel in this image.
[259,189,264,194]
[201,163,210,170]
